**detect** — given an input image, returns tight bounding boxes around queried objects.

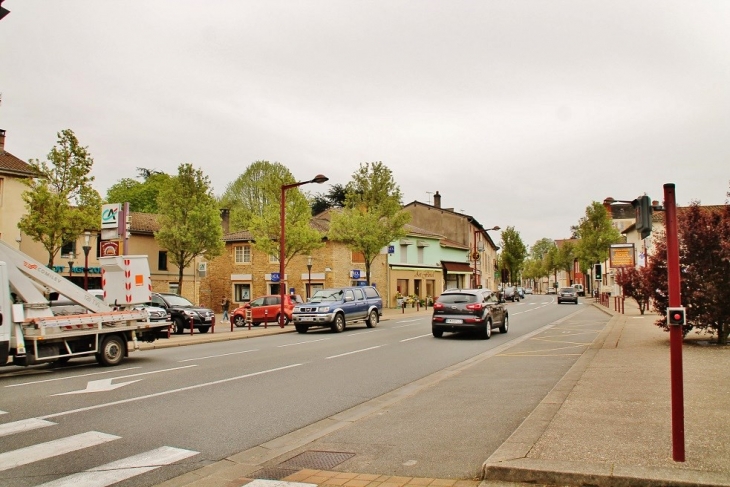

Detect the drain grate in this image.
[279,450,356,470]
[249,466,300,480]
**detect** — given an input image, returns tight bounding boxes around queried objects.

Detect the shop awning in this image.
[441,261,473,274]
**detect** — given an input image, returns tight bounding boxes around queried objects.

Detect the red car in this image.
[231,294,303,327]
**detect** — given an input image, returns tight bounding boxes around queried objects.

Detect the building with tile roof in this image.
[0,129,38,247]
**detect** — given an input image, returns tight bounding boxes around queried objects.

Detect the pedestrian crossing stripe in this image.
[0,431,119,472]
[244,480,318,487]
[35,446,199,487]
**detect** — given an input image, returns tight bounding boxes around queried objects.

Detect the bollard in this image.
[402,301,406,314]
[190,316,194,336]
[264,309,268,329]
[621,296,625,314]
[167,324,171,339]
[230,314,234,333]
[211,314,215,333]
[416,301,420,311]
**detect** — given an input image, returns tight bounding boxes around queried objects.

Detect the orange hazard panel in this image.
[135,274,144,286]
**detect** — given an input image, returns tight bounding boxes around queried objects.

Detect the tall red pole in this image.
[664,183,685,462]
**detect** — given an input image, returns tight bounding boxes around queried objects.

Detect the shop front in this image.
[388,265,443,308]
[440,260,473,290]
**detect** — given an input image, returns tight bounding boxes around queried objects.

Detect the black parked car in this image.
[151,292,215,334]
[431,289,508,339]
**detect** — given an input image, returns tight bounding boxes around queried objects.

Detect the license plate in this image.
[300,317,314,322]
[205,317,212,321]
[445,319,463,324]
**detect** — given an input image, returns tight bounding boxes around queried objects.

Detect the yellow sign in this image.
[610,244,635,268]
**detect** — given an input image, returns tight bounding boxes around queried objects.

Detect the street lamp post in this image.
[82,231,91,291]
[279,174,328,327]
[68,254,74,280]
[473,226,500,288]
[307,256,313,300]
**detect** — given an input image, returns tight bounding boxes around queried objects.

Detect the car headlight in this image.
[184,310,197,317]
[319,306,330,312]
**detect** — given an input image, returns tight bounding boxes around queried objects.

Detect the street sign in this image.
[388,245,395,254]
[271,272,280,282]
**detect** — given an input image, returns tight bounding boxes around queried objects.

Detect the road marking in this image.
[4,367,142,388]
[0,418,55,437]
[394,319,421,325]
[278,337,331,347]
[53,378,143,396]
[326,346,382,359]
[346,329,380,337]
[400,334,431,342]
[178,350,258,362]
[51,365,198,395]
[35,446,199,487]
[0,410,6,415]
[37,364,303,420]
[0,431,119,471]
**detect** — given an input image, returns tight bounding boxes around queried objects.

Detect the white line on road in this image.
[326,346,382,359]
[278,337,331,347]
[400,334,432,342]
[37,363,303,420]
[178,350,257,362]
[394,319,421,325]
[345,330,380,337]
[0,410,6,415]
[35,446,199,487]
[0,418,55,438]
[4,367,142,388]
[0,431,119,471]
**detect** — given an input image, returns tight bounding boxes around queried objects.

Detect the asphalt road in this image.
[0,296,609,487]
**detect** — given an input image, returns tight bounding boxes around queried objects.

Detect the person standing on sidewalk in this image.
[221,296,230,322]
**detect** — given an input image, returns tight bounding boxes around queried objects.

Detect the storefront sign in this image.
[610,243,635,268]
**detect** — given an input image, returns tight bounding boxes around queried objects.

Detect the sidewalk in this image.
[481,299,730,486]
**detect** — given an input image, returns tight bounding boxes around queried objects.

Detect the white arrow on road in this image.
[53,378,142,396]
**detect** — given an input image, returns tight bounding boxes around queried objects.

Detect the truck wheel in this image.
[366,310,378,328]
[197,326,210,334]
[97,335,125,366]
[233,315,246,327]
[173,318,186,334]
[295,324,309,334]
[331,313,345,333]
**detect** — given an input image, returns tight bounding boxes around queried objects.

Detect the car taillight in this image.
[465,303,483,311]
[432,303,444,310]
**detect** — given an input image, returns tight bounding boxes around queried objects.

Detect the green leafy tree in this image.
[105,168,171,212]
[529,238,556,291]
[220,161,323,264]
[19,129,102,267]
[648,202,730,344]
[499,226,527,284]
[329,162,410,285]
[574,202,622,271]
[556,240,577,282]
[156,164,224,293]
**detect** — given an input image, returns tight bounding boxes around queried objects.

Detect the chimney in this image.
[220,208,230,234]
[0,129,5,154]
[433,191,441,208]
[602,197,615,218]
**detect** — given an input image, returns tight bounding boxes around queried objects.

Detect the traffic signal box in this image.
[632,195,653,240]
[594,263,602,280]
[667,307,686,326]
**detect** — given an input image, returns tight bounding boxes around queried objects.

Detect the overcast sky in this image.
[1,1,728,248]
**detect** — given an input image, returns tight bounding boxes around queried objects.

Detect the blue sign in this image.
[388,245,395,254]
[352,269,360,279]
[271,272,280,282]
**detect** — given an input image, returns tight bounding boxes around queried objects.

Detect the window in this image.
[353,288,365,300]
[168,283,179,295]
[352,251,365,263]
[417,246,424,264]
[400,244,408,263]
[269,254,279,263]
[61,241,77,259]
[234,283,251,302]
[158,251,168,271]
[235,245,251,264]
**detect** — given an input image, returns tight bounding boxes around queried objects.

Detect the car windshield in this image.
[437,293,478,304]
[559,288,575,293]
[163,294,195,307]
[309,289,345,303]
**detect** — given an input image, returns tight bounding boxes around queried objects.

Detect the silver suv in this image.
[431,289,508,339]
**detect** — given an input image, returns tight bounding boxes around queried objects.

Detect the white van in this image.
[572,284,585,296]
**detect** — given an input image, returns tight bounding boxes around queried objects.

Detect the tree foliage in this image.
[329,162,410,285]
[648,202,730,344]
[155,164,224,293]
[311,183,347,215]
[19,129,102,266]
[574,202,622,273]
[615,266,652,314]
[105,168,171,212]
[499,227,527,284]
[220,161,323,264]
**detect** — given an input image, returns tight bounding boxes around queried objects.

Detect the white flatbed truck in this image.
[0,240,170,367]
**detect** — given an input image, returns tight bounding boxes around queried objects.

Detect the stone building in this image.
[0,129,37,247]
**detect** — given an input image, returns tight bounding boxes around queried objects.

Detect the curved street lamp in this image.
[279,174,328,327]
